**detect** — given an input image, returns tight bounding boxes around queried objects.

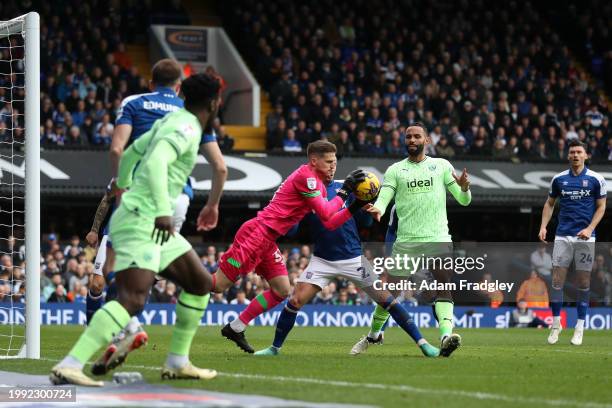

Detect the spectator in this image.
[93,113,113,145]
[516,270,549,308]
[369,134,386,156]
[48,284,68,303]
[230,290,251,305]
[530,244,553,283]
[283,129,302,152]
[435,136,455,157]
[510,299,548,328]
[313,284,335,305]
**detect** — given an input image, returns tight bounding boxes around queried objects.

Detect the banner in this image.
[165,27,207,62]
[1,304,611,329]
[1,150,610,205]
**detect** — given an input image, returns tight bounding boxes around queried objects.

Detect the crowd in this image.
[223,0,611,161]
[2,233,611,308]
[0,0,190,147]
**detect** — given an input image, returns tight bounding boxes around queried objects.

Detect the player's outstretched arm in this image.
[197,141,228,231]
[110,124,133,177]
[538,197,556,242]
[577,197,606,240]
[306,170,366,224]
[370,165,398,221]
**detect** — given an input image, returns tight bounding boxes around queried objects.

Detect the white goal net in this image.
[0,12,40,359]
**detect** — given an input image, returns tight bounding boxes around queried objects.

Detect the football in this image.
[354,172,381,201]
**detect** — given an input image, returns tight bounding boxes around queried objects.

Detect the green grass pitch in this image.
[2,326,611,407]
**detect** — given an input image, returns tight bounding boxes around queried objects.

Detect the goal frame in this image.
[0,11,40,359]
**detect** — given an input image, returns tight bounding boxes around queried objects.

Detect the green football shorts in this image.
[109,203,192,274]
[387,241,454,276]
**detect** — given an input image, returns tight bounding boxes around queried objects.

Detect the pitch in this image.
[2,326,611,408]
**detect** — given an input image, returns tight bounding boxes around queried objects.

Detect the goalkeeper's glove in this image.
[337,169,367,200]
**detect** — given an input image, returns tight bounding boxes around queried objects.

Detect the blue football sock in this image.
[272,302,300,349]
[381,316,389,333]
[86,289,104,324]
[386,299,423,344]
[550,286,563,317]
[576,288,590,320]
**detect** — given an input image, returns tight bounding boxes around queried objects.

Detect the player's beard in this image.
[407,144,424,158]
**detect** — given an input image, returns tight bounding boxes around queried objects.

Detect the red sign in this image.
[533,309,567,327]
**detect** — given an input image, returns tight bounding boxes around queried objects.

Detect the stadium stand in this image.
[220,0,611,161]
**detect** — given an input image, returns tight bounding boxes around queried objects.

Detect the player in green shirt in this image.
[51,73,225,386]
[351,123,471,357]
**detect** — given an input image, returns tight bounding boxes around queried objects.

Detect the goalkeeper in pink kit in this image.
[213,140,367,353]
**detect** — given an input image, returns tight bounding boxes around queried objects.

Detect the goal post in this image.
[0,12,40,359]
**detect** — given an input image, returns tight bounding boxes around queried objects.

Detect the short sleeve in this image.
[549,177,560,198]
[116,98,136,126]
[594,175,607,198]
[158,120,200,157]
[200,129,217,144]
[292,168,322,199]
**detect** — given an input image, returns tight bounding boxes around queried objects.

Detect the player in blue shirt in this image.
[539,140,607,346]
[254,172,439,357]
[86,59,227,374]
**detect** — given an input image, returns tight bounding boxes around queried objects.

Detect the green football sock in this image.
[68,300,131,364]
[435,300,454,339]
[368,304,390,337]
[169,291,210,356]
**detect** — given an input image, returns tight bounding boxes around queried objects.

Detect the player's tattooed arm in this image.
[86,192,114,247]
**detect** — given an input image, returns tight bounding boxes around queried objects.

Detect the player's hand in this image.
[366,205,383,222]
[348,199,374,214]
[197,204,219,231]
[577,227,593,240]
[153,216,174,244]
[538,227,547,243]
[338,169,367,200]
[85,231,98,247]
[453,168,470,191]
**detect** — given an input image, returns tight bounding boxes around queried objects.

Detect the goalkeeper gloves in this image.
[337,169,367,200]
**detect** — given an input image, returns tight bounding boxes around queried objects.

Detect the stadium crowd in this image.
[1,234,611,308]
[0,0,192,148]
[224,0,612,161]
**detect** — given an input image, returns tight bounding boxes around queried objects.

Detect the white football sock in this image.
[57,355,84,370]
[230,318,247,332]
[552,316,561,327]
[125,316,141,334]
[368,330,382,339]
[165,352,188,369]
[575,319,585,330]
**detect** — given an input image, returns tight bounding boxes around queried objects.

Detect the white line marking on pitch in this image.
[39,358,611,408]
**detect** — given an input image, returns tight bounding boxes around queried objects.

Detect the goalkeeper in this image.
[352,123,471,357]
[51,73,224,386]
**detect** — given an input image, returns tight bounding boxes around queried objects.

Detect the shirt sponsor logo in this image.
[406,177,434,192]
[560,189,591,199]
[307,177,317,190]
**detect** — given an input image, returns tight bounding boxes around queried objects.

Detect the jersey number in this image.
[580,253,593,263]
[357,266,368,280]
